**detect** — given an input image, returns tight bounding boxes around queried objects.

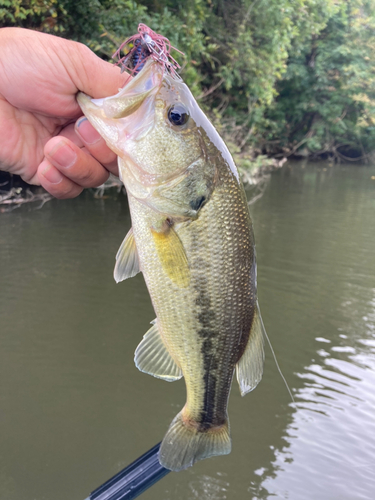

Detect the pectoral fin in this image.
[151,225,190,288]
[114,228,140,283]
[236,302,265,396]
[134,320,183,382]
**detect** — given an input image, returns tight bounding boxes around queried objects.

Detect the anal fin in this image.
[114,228,140,283]
[134,320,183,382]
[236,301,265,396]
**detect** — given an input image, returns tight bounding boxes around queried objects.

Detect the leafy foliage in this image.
[265,0,375,159]
[1,0,375,160]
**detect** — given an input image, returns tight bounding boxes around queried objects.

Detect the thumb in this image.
[60,39,129,99]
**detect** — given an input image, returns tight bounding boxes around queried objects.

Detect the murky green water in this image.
[1,162,375,500]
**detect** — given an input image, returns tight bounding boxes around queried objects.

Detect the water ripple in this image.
[260,336,375,500]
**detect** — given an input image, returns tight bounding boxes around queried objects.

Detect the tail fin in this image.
[158,411,231,471]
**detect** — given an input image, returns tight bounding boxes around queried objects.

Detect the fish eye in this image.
[167,104,189,126]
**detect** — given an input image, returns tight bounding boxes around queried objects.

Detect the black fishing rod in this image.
[84,443,170,500]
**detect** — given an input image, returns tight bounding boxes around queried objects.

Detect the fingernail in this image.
[49,141,77,168]
[76,117,101,144]
[41,164,63,184]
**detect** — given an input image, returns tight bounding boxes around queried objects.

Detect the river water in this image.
[0,161,375,500]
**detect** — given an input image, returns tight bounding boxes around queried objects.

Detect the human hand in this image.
[0,28,128,198]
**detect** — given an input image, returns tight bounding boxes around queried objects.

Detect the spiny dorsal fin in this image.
[151,225,190,288]
[134,320,183,382]
[114,228,140,283]
[236,301,265,396]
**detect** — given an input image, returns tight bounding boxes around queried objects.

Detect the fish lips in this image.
[92,59,164,119]
[77,59,164,146]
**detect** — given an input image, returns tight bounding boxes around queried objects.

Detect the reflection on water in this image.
[1,162,375,500]
[253,163,375,500]
[188,473,229,500]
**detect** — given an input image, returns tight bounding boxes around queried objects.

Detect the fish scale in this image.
[78,55,265,472]
[128,161,255,428]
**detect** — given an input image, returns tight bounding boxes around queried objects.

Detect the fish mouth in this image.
[90,58,164,120]
[77,59,165,157]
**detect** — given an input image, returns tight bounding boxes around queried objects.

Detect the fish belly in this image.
[128,164,256,470]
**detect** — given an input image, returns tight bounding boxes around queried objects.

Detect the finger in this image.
[25,123,85,187]
[58,122,117,176]
[59,122,84,148]
[75,117,118,176]
[38,159,83,199]
[44,137,110,188]
[68,42,130,99]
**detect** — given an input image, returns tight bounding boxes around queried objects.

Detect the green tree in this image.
[264,0,375,159]
[1,0,375,161]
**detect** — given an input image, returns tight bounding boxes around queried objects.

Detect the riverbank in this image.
[1,150,369,212]
[0,154,286,211]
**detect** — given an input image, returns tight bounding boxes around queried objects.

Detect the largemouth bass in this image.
[78,54,265,472]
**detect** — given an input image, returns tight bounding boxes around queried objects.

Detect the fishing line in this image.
[262,328,296,404]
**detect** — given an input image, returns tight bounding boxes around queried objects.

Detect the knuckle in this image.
[99,150,117,166]
[79,168,108,187]
[72,152,109,187]
[84,142,117,167]
[74,167,96,185]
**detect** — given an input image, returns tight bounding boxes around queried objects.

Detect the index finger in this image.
[74,117,119,176]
